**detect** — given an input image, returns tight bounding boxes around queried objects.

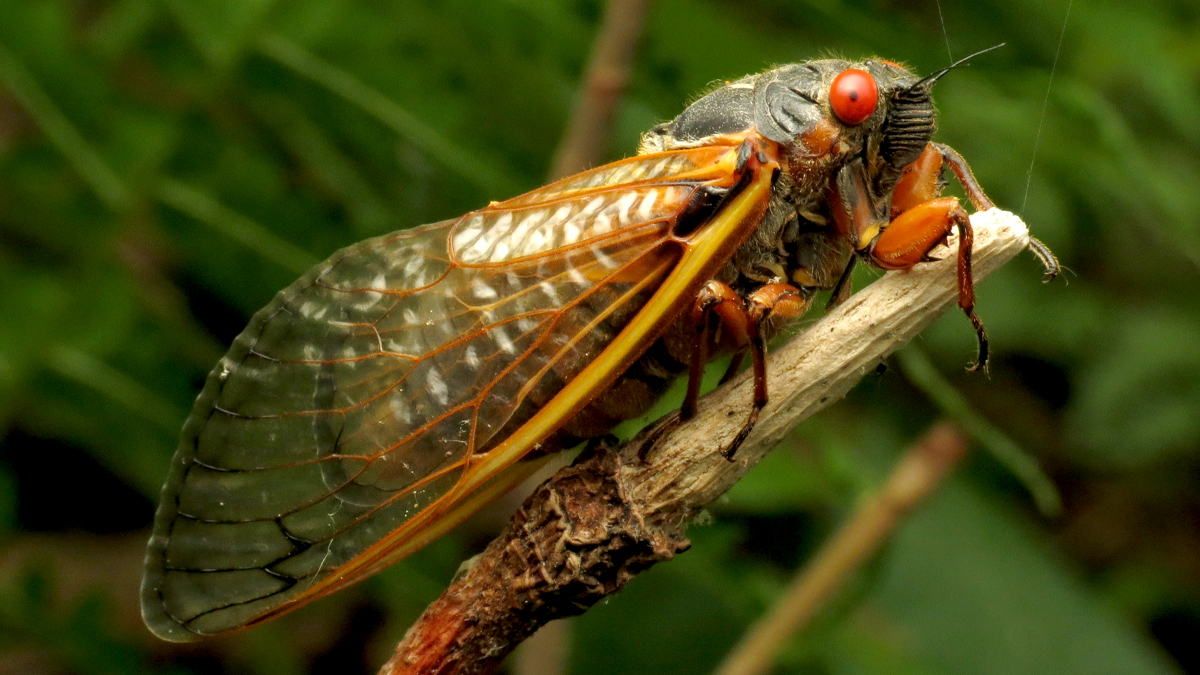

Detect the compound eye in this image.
[830,69,878,126]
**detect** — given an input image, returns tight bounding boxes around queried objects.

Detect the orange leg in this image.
[871,196,988,371]
[681,281,749,423]
[930,143,1059,281]
[871,197,969,269]
[935,143,995,211]
[890,143,946,218]
[833,145,989,370]
[682,280,806,460]
[892,142,995,213]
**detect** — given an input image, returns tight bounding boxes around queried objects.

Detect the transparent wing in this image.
[142,144,755,640]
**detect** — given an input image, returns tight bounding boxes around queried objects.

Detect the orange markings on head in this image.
[798,117,840,157]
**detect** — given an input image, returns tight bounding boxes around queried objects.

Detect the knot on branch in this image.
[503,445,690,622]
[383,446,688,675]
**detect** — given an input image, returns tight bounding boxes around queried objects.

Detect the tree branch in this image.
[379,209,1034,675]
[548,0,652,180]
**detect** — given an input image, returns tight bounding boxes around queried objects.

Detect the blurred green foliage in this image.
[0,0,1197,673]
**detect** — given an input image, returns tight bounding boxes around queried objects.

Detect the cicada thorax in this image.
[640,58,934,297]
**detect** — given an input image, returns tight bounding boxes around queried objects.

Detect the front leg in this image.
[831,148,988,370]
[900,143,1061,282]
[871,196,988,371]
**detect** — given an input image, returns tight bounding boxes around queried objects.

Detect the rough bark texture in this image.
[382,448,688,675]
[381,209,1034,675]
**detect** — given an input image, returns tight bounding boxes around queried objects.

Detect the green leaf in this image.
[1067,308,1200,468]
[866,477,1181,675]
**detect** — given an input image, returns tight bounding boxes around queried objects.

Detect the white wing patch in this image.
[452,184,692,265]
[426,368,449,406]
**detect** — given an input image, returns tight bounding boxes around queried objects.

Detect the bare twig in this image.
[379,210,1034,675]
[712,421,970,675]
[548,0,652,180]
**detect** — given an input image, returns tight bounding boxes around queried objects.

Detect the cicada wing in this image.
[142,142,773,641]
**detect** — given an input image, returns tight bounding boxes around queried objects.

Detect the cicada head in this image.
[640,59,935,193]
[745,60,937,182]
[643,47,1001,185]
[749,47,1001,205]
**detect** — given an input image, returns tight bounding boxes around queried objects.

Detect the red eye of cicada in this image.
[829,69,878,125]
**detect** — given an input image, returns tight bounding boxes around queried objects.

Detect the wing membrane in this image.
[142,143,765,640]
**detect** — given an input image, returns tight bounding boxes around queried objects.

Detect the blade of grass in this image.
[713,422,971,675]
[249,95,393,235]
[255,33,518,197]
[548,0,651,179]
[0,41,131,211]
[47,346,184,431]
[155,179,318,275]
[895,345,1062,516]
[0,41,319,275]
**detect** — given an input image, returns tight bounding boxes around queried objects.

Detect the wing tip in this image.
[140,537,205,643]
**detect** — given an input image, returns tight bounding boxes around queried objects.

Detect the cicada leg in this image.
[834,145,992,370]
[825,257,857,311]
[680,281,750,423]
[681,280,806,460]
[872,195,989,371]
[931,143,1060,282]
[835,142,1063,372]
[928,143,1061,283]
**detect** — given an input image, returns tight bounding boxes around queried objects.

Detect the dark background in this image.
[1,0,1198,673]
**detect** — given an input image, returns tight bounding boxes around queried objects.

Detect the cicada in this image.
[142,50,1057,641]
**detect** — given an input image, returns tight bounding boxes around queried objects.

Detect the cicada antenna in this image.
[913,42,1007,89]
